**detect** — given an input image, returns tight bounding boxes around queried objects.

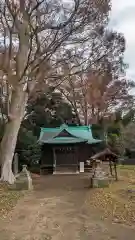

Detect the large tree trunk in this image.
[0,86,28,184]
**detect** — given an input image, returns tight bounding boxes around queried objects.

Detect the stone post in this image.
[9,165,33,190]
[13,153,19,176]
[20,165,33,190]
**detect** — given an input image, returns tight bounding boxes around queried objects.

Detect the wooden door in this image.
[55,146,78,173]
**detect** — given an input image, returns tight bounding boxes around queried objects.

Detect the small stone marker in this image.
[80,162,84,173]
[10,165,33,191]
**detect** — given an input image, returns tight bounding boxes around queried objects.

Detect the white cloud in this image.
[110,0,135,80]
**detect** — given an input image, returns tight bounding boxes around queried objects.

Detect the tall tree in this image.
[59,52,134,124]
[107,110,135,155]
[0,0,110,183]
[123,121,135,151]
[23,89,77,138]
[92,109,135,155]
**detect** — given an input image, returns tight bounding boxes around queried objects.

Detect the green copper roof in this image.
[38,124,102,145]
[44,137,87,144]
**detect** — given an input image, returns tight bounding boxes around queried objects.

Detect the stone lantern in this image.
[10,165,33,191]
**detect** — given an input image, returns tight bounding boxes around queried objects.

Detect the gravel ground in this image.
[0,174,135,240]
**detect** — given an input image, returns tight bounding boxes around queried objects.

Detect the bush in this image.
[16,127,41,169]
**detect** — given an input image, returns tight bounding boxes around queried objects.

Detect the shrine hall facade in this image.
[38,124,102,174]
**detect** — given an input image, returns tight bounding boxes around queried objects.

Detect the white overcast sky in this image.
[110,0,135,80]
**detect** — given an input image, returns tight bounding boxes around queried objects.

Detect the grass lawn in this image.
[0,183,24,220]
[87,165,135,225]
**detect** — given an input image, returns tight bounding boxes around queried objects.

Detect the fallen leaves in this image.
[86,166,135,226]
[0,183,24,220]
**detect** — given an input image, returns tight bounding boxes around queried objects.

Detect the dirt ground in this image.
[0,174,135,240]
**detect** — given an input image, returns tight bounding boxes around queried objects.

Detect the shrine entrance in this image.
[53,146,78,174]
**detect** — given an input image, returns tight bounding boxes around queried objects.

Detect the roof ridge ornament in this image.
[61,123,68,129]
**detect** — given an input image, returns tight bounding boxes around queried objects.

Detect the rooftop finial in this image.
[61,123,68,129]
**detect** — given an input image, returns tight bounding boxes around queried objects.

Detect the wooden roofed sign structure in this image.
[38,124,102,174]
[90,148,118,181]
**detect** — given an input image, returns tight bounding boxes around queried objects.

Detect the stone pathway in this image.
[0,175,135,240]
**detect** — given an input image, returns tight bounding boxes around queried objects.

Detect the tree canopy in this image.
[23,89,77,137]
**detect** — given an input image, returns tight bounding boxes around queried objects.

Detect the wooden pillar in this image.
[53,147,56,174]
[75,145,79,173]
[89,160,96,188]
[114,162,118,181]
[109,160,113,176]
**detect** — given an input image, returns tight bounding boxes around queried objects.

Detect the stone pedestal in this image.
[9,165,33,191]
[93,164,109,188]
[93,177,109,188]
